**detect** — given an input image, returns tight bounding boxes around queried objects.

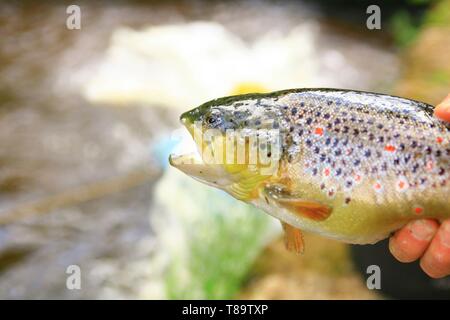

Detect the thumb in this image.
[434,94,450,122]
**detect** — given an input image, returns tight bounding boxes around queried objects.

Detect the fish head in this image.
[169,94,283,198]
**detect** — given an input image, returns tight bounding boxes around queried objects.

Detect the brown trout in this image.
[169,88,450,252]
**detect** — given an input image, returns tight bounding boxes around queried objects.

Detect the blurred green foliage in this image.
[153,168,278,300]
[425,0,450,26]
[389,10,422,47]
[389,0,449,48]
[165,203,274,299]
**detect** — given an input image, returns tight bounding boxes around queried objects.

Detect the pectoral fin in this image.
[281,221,304,254]
[265,184,332,221]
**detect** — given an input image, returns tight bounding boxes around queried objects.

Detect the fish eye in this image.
[205,111,222,126]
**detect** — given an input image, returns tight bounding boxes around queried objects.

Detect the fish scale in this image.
[273,90,449,206]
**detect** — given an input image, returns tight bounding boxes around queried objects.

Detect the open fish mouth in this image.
[169,119,235,188]
[168,122,204,167]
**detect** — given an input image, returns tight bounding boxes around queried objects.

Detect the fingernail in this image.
[441,221,450,248]
[410,220,436,241]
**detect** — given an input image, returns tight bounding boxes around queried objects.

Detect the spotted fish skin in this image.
[176,88,450,244]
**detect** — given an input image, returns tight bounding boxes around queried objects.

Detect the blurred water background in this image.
[0,0,448,299]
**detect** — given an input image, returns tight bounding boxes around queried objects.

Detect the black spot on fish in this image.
[333,138,339,147]
[404,154,411,163]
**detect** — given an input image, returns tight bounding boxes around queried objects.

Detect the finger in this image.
[389,219,439,263]
[420,219,450,278]
[434,93,450,122]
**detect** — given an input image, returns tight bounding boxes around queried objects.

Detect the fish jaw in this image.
[169,117,236,188]
[170,113,279,201]
[169,153,234,188]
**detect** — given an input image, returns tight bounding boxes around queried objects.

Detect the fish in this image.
[169,88,450,253]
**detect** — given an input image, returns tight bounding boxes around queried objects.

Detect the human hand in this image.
[389,94,450,278]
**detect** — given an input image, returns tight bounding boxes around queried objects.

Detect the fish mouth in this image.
[168,117,203,167]
[169,116,235,188]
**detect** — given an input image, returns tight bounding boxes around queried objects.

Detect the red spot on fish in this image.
[436,137,444,144]
[354,174,362,183]
[396,178,409,192]
[384,145,396,152]
[374,182,382,191]
[314,127,324,136]
[323,167,331,177]
[414,206,424,215]
[426,160,434,171]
